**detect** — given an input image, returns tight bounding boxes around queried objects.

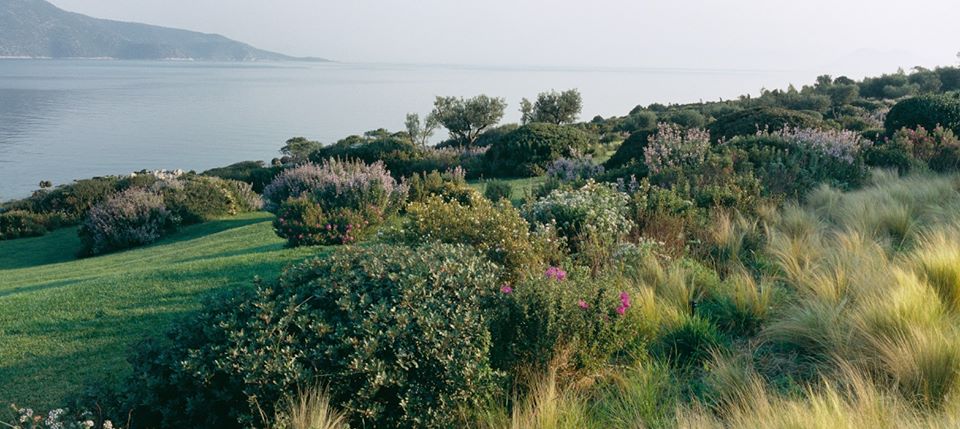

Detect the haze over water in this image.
[0,59,819,199]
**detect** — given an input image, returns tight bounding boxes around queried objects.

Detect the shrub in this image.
[708,107,821,141]
[643,123,712,174]
[488,268,653,374]
[546,155,605,183]
[665,109,707,129]
[398,194,544,278]
[78,188,179,256]
[0,210,50,240]
[524,181,632,257]
[129,244,504,428]
[604,130,654,170]
[202,160,280,193]
[16,177,126,225]
[158,176,259,225]
[405,168,475,205]
[885,95,960,136]
[483,180,513,202]
[263,160,405,246]
[652,315,724,368]
[485,123,592,177]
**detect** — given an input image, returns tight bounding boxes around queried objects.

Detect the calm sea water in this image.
[0,60,814,199]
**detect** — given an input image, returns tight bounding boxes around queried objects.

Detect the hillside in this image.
[0,212,322,407]
[0,0,327,61]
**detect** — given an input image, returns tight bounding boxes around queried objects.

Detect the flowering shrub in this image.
[546,154,605,182]
[129,244,503,429]
[867,126,960,173]
[78,188,179,256]
[273,197,372,246]
[5,405,119,429]
[397,193,545,279]
[488,268,652,374]
[0,210,50,240]
[643,123,712,174]
[405,169,475,205]
[524,180,632,255]
[762,127,868,164]
[264,159,406,246]
[156,176,261,224]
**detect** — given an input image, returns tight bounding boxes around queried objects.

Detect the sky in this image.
[49,0,960,77]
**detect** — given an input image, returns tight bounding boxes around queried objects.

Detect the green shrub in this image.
[488,268,652,374]
[865,126,960,174]
[398,194,544,279]
[202,160,280,193]
[485,123,592,177]
[405,169,475,205]
[604,130,654,169]
[885,95,960,136]
[78,188,180,256]
[524,181,632,257]
[129,244,504,429]
[483,180,512,202]
[20,177,126,224]
[0,210,50,240]
[653,315,724,368]
[264,160,406,246]
[708,107,821,141]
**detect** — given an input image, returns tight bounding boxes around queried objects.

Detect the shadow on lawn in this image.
[0,214,271,271]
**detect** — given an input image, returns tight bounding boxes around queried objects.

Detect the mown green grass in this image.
[0,212,323,408]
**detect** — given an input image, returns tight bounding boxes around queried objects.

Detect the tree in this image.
[405,112,439,147]
[520,89,583,125]
[280,137,321,163]
[432,95,507,147]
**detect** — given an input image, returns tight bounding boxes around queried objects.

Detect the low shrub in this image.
[885,94,960,136]
[525,181,632,258]
[263,160,406,246]
[128,244,504,429]
[405,168,475,205]
[483,180,513,202]
[709,107,822,141]
[485,123,592,177]
[397,194,544,278]
[643,123,711,174]
[488,267,653,374]
[0,210,50,240]
[546,155,605,183]
[78,188,179,256]
[202,160,280,193]
[158,176,260,225]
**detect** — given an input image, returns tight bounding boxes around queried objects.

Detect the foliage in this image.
[404,112,439,147]
[865,126,960,174]
[885,94,960,136]
[0,210,51,240]
[397,194,544,278]
[485,123,593,177]
[404,168,475,205]
[483,180,513,202]
[272,197,371,246]
[524,181,632,256]
[128,244,503,429]
[280,137,322,163]
[604,130,654,170]
[546,155,605,183]
[520,89,583,125]
[77,188,179,256]
[708,107,821,141]
[432,95,508,146]
[643,123,712,174]
[202,161,280,194]
[157,176,261,225]
[652,315,724,368]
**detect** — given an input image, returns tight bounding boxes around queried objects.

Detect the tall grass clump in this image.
[271,387,348,429]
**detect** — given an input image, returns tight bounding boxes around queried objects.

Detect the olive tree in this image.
[405,112,439,147]
[520,89,583,125]
[432,95,507,147]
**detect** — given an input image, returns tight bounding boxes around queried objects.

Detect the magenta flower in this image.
[545,266,567,281]
[616,305,627,316]
[619,292,631,308]
[578,299,589,309]
[500,284,513,294]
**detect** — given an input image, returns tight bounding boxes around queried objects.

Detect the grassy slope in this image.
[0,212,322,408]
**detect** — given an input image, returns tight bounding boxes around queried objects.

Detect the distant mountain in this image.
[0,0,328,61]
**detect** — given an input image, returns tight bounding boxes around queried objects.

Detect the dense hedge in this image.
[884,95,960,136]
[484,123,592,177]
[128,244,504,429]
[708,107,822,141]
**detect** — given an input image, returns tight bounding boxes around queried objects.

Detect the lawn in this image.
[0,212,322,408]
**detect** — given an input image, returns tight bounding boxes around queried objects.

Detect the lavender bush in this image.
[643,123,712,174]
[78,188,179,256]
[762,127,868,164]
[546,154,605,182]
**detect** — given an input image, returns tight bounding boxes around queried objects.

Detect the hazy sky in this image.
[49,0,960,76]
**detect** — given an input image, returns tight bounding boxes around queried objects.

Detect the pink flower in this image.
[500,284,513,294]
[545,266,567,281]
[616,305,627,316]
[326,224,332,230]
[578,299,589,309]
[619,292,631,309]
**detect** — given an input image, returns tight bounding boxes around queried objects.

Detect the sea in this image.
[0,59,817,200]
